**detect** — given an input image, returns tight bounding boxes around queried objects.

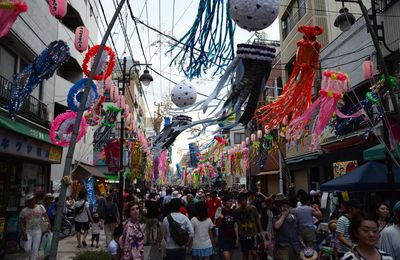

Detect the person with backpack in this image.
[74,190,93,248]
[160,198,194,260]
[103,194,119,245]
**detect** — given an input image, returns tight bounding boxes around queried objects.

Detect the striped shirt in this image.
[342,249,393,260]
[337,215,352,254]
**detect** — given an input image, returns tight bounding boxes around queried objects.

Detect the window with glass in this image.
[233,133,245,144]
[298,0,307,19]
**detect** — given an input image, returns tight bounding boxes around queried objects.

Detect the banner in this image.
[333,160,358,178]
[83,177,96,212]
[105,140,120,172]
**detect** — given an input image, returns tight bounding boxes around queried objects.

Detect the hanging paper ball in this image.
[251,133,256,142]
[74,26,89,53]
[48,0,67,19]
[257,130,263,139]
[363,58,375,80]
[230,0,280,31]
[50,111,87,147]
[171,82,197,107]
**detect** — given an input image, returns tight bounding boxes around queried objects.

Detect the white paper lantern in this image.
[230,0,280,31]
[171,82,197,108]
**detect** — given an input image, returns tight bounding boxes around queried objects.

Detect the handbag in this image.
[41,216,50,233]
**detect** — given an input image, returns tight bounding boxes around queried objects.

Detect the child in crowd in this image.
[108,226,124,260]
[91,213,102,248]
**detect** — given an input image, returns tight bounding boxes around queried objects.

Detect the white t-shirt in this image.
[378,224,400,260]
[20,205,46,232]
[108,239,119,256]
[191,217,213,250]
[162,212,194,249]
[74,200,89,223]
[91,222,101,235]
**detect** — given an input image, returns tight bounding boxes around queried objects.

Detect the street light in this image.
[118,57,152,224]
[334,6,356,32]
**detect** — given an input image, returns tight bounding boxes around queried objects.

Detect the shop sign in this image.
[333,160,358,178]
[0,128,62,163]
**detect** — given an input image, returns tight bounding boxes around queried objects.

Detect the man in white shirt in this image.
[159,198,194,260]
[379,201,400,259]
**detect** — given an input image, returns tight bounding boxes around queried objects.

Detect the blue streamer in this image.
[176,163,182,179]
[170,0,235,79]
[8,40,70,119]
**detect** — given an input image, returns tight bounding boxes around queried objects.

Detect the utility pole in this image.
[48,0,126,258]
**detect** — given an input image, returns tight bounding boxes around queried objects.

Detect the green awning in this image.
[363,144,400,161]
[285,152,319,164]
[105,173,119,182]
[0,114,51,143]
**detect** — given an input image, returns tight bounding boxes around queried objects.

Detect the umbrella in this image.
[320,161,400,191]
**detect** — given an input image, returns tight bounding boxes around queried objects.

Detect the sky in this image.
[102,0,280,164]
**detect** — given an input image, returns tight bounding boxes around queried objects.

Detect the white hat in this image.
[172,190,181,199]
[25,193,35,201]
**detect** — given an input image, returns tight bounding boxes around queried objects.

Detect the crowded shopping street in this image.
[1,0,400,260]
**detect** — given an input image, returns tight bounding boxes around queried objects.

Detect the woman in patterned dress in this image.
[120,201,145,259]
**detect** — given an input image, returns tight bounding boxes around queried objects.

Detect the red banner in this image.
[105,140,120,172]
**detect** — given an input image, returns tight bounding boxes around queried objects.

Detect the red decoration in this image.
[105,140,120,172]
[48,0,67,19]
[255,25,324,129]
[74,26,89,53]
[82,45,116,80]
[363,58,374,80]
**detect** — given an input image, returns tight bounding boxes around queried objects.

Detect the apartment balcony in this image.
[0,75,49,126]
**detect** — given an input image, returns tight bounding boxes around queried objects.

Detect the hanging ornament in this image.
[48,0,67,19]
[124,104,130,117]
[82,45,115,80]
[50,111,87,146]
[110,85,119,103]
[202,43,276,127]
[230,0,280,31]
[286,70,352,149]
[8,40,70,119]
[171,82,197,108]
[101,76,112,93]
[170,0,235,79]
[84,95,106,126]
[74,26,89,53]
[116,95,125,109]
[363,57,375,80]
[67,78,99,112]
[93,105,121,149]
[255,26,324,129]
[0,0,28,38]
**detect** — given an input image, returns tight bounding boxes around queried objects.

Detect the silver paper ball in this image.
[230,0,280,31]
[171,82,197,108]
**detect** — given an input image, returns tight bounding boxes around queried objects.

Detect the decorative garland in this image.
[67,78,99,112]
[82,45,115,80]
[50,111,87,146]
[0,1,28,38]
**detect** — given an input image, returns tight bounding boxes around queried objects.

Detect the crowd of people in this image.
[18,185,400,260]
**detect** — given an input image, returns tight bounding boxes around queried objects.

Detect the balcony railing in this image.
[0,75,48,126]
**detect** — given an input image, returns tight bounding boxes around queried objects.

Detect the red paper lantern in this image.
[74,26,89,53]
[363,58,375,80]
[110,85,119,103]
[116,95,125,109]
[48,0,67,19]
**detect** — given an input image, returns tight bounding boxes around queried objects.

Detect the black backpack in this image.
[104,202,117,224]
[75,200,86,215]
[167,214,189,246]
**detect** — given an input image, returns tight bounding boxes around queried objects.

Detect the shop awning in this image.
[0,114,51,143]
[257,170,279,176]
[363,143,400,161]
[285,152,319,164]
[71,162,107,180]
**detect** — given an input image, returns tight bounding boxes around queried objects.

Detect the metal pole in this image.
[119,57,127,225]
[357,0,397,202]
[49,0,126,258]
[274,80,284,193]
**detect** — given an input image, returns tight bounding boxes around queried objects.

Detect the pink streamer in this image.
[0,1,28,38]
[243,148,249,171]
[159,150,167,179]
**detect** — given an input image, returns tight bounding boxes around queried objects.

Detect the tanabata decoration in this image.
[48,0,67,19]
[9,40,70,119]
[286,70,351,149]
[82,45,115,80]
[176,163,183,179]
[202,43,276,127]
[152,115,192,156]
[93,105,121,149]
[50,111,87,147]
[0,0,28,38]
[74,26,89,53]
[170,0,235,79]
[255,26,324,129]
[171,82,197,108]
[67,78,99,112]
[110,85,119,103]
[230,0,280,31]
[130,140,142,179]
[189,143,200,167]
[104,140,120,172]
[84,95,106,126]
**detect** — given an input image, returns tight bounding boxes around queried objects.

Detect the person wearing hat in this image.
[19,193,51,260]
[336,199,361,257]
[379,201,400,259]
[273,197,302,260]
[44,193,57,227]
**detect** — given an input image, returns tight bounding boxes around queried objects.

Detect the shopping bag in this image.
[22,233,32,252]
